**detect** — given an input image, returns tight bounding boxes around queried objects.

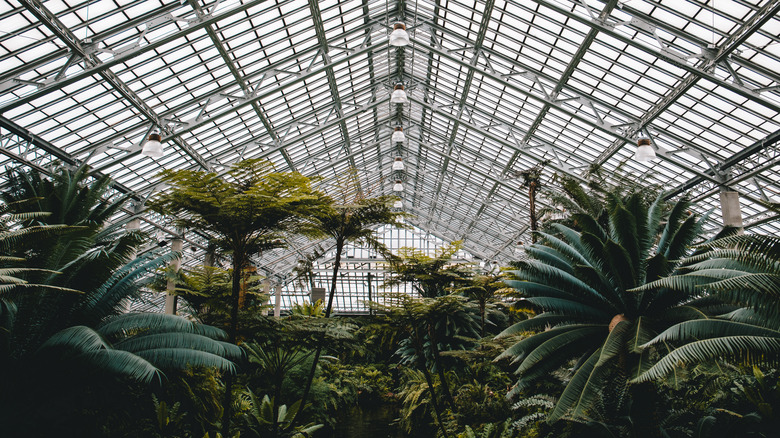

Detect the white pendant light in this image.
[393,180,404,192]
[392,157,405,171]
[389,22,410,47]
[390,84,408,104]
[391,126,405,143]
[393,200,403,208]
[634,136,656,162]
[142,132,164,158]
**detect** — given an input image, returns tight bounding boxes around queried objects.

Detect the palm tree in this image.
[0,165,242,436]
[631,233,780,383]
[297,189,407,417]
[0,164,238,373]
[148,158,329,435]
[384,241,474,298]
[454,273,510,338]
[496,191,716,426]
[382,242,479,411]
[373,293,480,438]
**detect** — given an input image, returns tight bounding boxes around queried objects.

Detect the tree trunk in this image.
[479,301,486,338]
[529,182,538,244]
[221,250,243,437]
[414,327,450,438]
[298,237,344,419]
[427,323,456,410]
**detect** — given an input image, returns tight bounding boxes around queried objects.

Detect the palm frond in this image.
[632,336,780,383]
[98,313,228,340]
[133,347,237,373]
[547,349,601,422]
[115,332,243,359]
[642,319,780,348]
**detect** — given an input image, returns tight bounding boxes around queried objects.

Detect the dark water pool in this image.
[320,405,408,438]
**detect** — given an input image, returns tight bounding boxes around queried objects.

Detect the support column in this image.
[164,233,183,315]
[274,282,282,319]
[262,279,271,316]
[719,189,744,230]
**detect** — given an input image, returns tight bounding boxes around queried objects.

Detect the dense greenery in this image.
[2,162,779,438]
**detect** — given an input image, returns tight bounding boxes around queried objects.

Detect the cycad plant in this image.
[0,165,241,435]
[497,191,716,424]
[632,234,780,382]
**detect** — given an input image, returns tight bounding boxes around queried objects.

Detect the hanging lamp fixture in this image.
[142,130,164,158]
[390,83,408,104]
[392,157,405,171]
[389,22,410,47]
[393,180,404,192]
[634,135,656,162]
[393,199,403,208]
[391,126,405,143]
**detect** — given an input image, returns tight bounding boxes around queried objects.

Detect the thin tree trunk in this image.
[529,182,538,244]
[298,237,344,417]
[414,327,450,438]
[221,250,243,437]
[479,302,486,338]
[427,323,456,410]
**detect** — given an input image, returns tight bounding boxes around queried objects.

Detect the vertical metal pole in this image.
[274,282,282,319]
[366,272,373,316]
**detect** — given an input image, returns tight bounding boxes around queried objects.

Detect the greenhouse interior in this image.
[1,0,779,436]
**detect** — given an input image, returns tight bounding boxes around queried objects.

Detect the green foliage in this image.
[634,234,780,382]
[290,299,325,318]
[458,419,518,438]
[384,241,474,298]
[239,391,323,438]
[499,191,713,423]
[397,367,439,434]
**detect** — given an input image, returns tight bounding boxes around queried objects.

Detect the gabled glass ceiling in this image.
[1,0,779,276]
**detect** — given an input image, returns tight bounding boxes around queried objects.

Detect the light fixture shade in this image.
[634,137,656,162]
[393,180,404,192]
[390,84,408,104]
[389,23,410,47]
[142,133,164,158]
[393,200,403,208]
[391,126,405,142]
[392,157,405,171]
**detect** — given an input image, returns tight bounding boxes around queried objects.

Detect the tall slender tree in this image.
[148,159,329,436]
[297,177,407,416]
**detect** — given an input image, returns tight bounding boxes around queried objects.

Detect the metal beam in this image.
[667,129,780,199]
[593,0,780,165]
[17,0,210,170]
[428,0,497,216]
[464,0,619,234]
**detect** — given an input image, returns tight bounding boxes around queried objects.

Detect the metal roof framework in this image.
[0,0,779,277]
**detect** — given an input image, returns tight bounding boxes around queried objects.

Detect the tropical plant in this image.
[458,419,518,438]
[374,293,480,438]
[240,391,323,438]
[497,191,719,427]
[0,165,242,436]
[297,179,406,416]
[455,273,511,337]
[632,234,780,382]
[148,158,330,434]
[384,241,474,298]
[537,164,661,234]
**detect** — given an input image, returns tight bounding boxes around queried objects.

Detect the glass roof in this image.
[1,0,779,276]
